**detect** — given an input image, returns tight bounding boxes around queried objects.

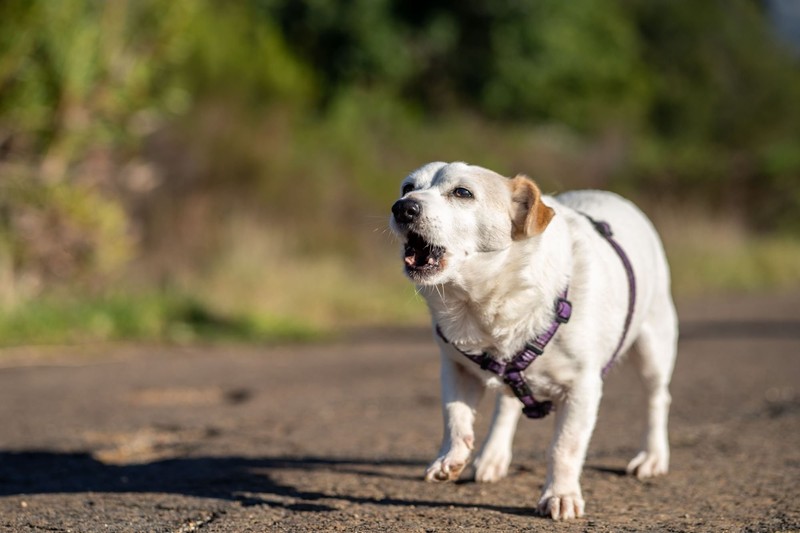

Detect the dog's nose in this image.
[392,198,421,224]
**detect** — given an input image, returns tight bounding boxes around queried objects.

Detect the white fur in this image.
[390,162,678,521]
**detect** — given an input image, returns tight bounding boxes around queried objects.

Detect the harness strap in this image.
[434,214,636,421]
[581,215,637,376]
[435,290,571,419]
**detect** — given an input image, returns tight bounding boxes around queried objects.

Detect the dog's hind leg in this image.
[425,352,484,482]
[473,391,521,482]
[626,293,678,479]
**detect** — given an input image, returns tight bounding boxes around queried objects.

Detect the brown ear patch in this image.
[510,174,555,239]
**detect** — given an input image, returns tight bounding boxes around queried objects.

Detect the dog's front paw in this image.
[537,489,585,521]
[425,435,473,482]
[424,455,468,482]
[626,448,669,479]
[473,446,512,483]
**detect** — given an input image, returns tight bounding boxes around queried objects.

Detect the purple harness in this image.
[436,293,571,419]
[435,215,636,420]
[583,214,637,377]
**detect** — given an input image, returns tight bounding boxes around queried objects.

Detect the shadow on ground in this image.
[0,452,535,516]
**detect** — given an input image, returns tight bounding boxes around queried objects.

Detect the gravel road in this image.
[0,291,798,532]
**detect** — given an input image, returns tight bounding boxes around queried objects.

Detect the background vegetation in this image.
[1,0,799,345]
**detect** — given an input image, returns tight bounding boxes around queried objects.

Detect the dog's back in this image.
[554,189,672,310]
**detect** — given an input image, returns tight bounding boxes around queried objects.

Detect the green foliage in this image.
[0,0,314,312]
[620,0,800,231]
[262,0,800,228]
[0,0,313,165]
[260,0,647,130]
[480,0,647,128]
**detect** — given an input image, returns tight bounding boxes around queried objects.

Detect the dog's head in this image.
[390,162,554,285]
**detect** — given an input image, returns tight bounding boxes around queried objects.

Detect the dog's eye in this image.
[452,187,473,199]
[401,183,415,196]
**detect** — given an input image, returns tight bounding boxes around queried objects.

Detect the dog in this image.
[389,162,678,520]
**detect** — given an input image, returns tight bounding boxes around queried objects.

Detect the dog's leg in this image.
[473,391,521,482]
[538,375,602,520]
[627,297,678,479]
[425,352,484,482]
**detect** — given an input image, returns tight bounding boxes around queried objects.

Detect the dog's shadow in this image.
[586,465,628,477]
[0,450,537,516]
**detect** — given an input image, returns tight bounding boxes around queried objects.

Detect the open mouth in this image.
[403,232,446,279]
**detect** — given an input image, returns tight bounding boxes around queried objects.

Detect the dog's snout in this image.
[392,198,421,224]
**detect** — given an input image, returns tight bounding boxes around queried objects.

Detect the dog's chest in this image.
[433,298,521,356]
[433,295,582,398]
[433,285,559,351]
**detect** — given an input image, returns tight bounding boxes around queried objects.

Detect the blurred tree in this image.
[259,0,647,130]
[0,0,313,303]
[624,0,800,230]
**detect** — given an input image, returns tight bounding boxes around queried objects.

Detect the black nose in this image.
[392,198,421,224]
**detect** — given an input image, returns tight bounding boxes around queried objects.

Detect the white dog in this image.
[389,162,678,520]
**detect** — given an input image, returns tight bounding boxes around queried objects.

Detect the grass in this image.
[654,207,800,296]
[669,236,800,295]
[188,218,427,329]
[0,292,320,347]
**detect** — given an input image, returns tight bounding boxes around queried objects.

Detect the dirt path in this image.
[0,291,798,532]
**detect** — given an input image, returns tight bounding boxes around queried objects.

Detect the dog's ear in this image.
[510,175,555,239]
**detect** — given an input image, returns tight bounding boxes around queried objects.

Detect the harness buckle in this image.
[591,219,613,238]
[522,400,553,419]
[525,343,544,356]
[503,372,533,398]
[478,354,506,375]
[555,297,572,324]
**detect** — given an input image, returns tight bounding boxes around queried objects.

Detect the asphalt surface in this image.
[0,291,798,532]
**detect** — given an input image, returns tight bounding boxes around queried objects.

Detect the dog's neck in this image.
[420,212,573,360]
